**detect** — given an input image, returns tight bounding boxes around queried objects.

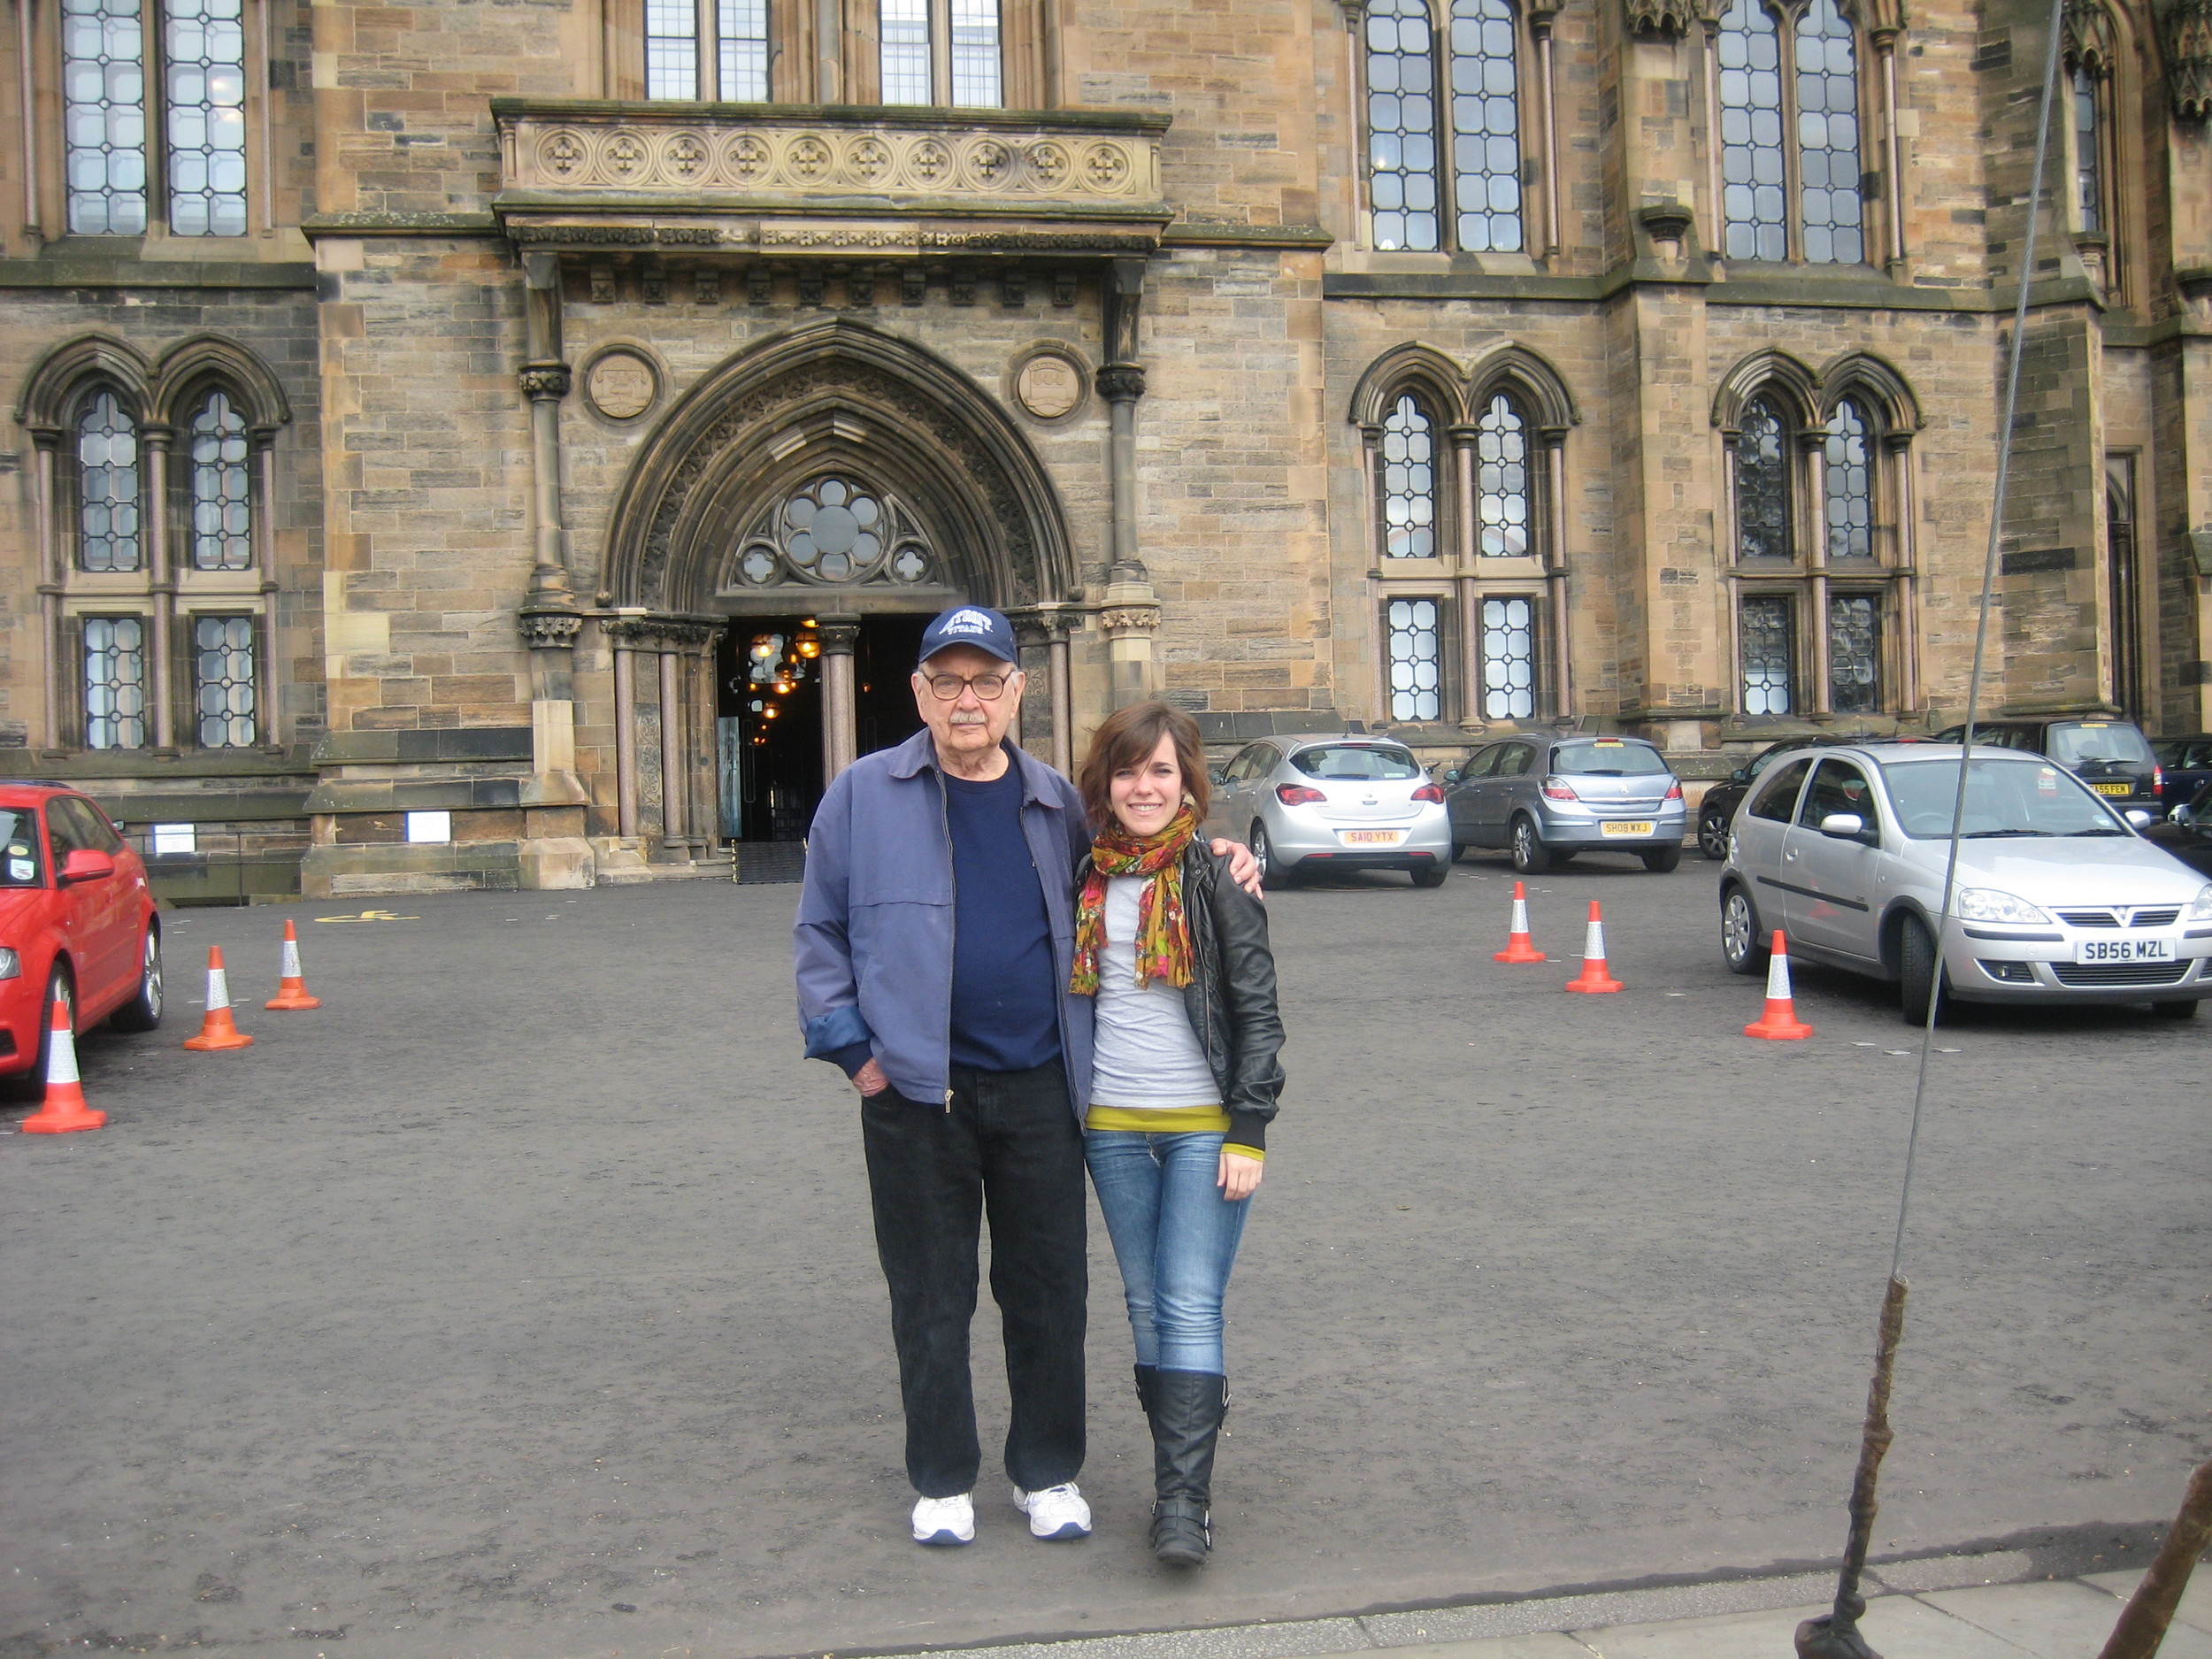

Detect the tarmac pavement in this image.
[2,853,2208,1658]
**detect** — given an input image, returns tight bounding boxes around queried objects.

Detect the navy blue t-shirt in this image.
[942,764,1062,1072]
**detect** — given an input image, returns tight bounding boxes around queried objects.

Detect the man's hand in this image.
[1211,838,1263,897]
[1217,1151,1263,1201]
[853,1057,891,1096]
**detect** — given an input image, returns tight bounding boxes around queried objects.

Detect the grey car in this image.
[1718,742,2212,1021]
[1204,735,1454,888]
[1440,733,1687,873]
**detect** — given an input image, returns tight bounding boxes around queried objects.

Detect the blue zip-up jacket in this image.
[794,729,1094,1118]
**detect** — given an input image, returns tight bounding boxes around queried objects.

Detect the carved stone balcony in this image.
[491,101,1171,255]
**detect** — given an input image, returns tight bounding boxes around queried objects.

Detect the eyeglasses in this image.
[923,672,1012,701]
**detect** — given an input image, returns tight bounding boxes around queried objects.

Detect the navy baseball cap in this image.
[918,605,1019,666]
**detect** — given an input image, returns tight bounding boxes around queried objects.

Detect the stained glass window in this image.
[1827,593,1879,714]
[1367,0,1440,251]
[720,0,769,100]
[63,0,148,235]
[84,617,148,749]
[1734,395,1793,563]
[1481,595,1537,718]
[1824,397,1873,561]
[2073,66,2102,235]
[880,0,932,104]
[1740,595,1794,715]
[1449,0,1521,253]
[645,0,699,98]
[738,476,936,587]
[194,615,257,746]
[1386,597,1444,721]
[1475,392,1530,557]
[187,390,254,570]
[1796,0,1862,264]
[1380,394,1438,558]
[165,0,248,235]
[77,391,142,572]
[1718,0,1786,262]
[950,0,1002,107]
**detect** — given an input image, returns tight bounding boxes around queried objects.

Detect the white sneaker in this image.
[1011,1482,1092,1540]
[911,1492,974,1546]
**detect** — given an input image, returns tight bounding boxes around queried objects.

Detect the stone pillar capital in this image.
[1096,363,1148,403]
[520,362,573,401]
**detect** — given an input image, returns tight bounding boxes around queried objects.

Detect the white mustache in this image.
[949,711,988,726]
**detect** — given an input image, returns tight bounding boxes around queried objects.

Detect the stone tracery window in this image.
[77,390,143,572]
[1386,596,1444,721]
[1474,391,1530,557]
[1379,394,1440,558]
[1479,595,1536,718]
[879,0,1002,106]
[188,389,253,571]
[61,0,247,236]
[1732,395,1792,563]
[1717,0,1865,265]
[735,475,940,589]
[1823,396,1873,561]
[648,0,769,99]
[1363,0,1524,253]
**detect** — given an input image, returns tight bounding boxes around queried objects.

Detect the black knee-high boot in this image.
[1133,1363,1160,1420]
[1148,1369,1225,1566]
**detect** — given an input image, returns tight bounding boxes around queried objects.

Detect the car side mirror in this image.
[2175,804,2195,828]
[58,849,115,885]
[1208,767,1227,787]
[1729,767,1748,786]
[1442,769,1462,785]
[2124,808,2154,829]
[1818,812,1869,841]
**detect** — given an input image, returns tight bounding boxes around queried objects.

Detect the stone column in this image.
[609,615,643,843]
[658,641,687,851]
[1803,423,1832,718]
[1100,594,1163,713]
[251,432,279,746]
[1527,0,1564,258]
[1048,612,1074,773]
[1097,262,1162,710]
[32,432,62,754]
[819,618,859,782]
[689,635,718,854]
[1450,424,1481,726]
[1544,435,1572,720]
[143,424,178,755]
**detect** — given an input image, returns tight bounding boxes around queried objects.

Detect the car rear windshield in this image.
[1291,745,1423,780]
[1553,740,1668,776]
[2047,721,2154,765]
[0,810,43,887]
[1880,757,2126,839]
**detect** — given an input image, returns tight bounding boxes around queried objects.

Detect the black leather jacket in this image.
[1079,841,1286,1151]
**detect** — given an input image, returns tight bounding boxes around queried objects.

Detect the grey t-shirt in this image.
[1089,875,1220,1110]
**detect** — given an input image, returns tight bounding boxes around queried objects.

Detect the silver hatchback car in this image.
[1440,733,1687,873]
[1204,735,1454,888]
[1718,742,2212,1021]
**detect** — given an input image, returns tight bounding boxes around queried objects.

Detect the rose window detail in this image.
[848,136,893,182]
[1081,142,1131,190]
[967,139,1012,188]
[787,134,832,179]
[726,133,771,180]
[603,131,648,178]
[734,476,939,589]
[1026,141,1071,188]
[541,130,585,177]
[908,138,952,186]
[664,133,709,179]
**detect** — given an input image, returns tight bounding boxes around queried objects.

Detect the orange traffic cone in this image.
[1563,901,1624,994]
[1493,881,1548,963]
[1744,931,1814,1040]
[20,995,104,1133]
[265,920,321,1010]
[182,946,255,1051]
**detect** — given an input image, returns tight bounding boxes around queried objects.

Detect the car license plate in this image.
[2092,781,2131,796]
[1601,821,1655,837]
[1339,829,1405,845]
[2075,936,2175,963]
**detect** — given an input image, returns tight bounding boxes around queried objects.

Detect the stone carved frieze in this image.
[519,608,585,650]
[496,105,1167,217]
[2168,0,2212,119]
[1624,0,1722,35]
[603,616,724,652]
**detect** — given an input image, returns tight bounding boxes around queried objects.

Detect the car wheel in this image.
[2151,999,2200,1020]
[1721,886,1766,976]
[1252,821,1295,891]
[1899,915,1948,1025]
[1697,806,1732,861]
[1509,815,1551,875]
[109,926,162,1033]
[1411,862,1448,888]
[1642,845,1683,873]
[30,964,75,1086]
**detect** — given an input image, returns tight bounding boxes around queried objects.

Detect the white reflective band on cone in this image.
[47,1009,79,1087]
[1584,921,1605,956]
[1510,898,1529,929]
[207,969,231,1010]
[1766,947,1793,1000]
[280,939,302,977]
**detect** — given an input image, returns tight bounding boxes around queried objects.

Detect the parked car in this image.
[2172,777,2212,845]
[2152,734,2212,813]
[1930,718,2162,818]
[1694,735,1864,861]
[1440,733,1686,874]
[1204,735,1453,888]
[1717,742,2212,1022]
[0,784,163,1081]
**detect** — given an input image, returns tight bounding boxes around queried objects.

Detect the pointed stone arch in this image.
[1711,347,1821,434]
[1818,349,1921,436]
[1348,342,1469,429]
[600,318,1076,614]
[13,334,154,430]
[1466,342,1580,435]
[151,335,293,432]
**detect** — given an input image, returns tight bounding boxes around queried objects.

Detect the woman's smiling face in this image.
[1109,731,1183,838]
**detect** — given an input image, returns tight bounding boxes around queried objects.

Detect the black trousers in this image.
[860,1060,1087,1499]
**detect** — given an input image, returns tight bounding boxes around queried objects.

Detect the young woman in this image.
[1071,701,1285,1566]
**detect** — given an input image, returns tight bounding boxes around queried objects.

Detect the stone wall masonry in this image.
[1995,306,2103,711]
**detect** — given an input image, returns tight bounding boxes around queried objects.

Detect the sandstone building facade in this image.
[2,0,2209,893]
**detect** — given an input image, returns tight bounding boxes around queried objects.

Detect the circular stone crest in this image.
[585,349,659,421]
[1010,348,1088,423]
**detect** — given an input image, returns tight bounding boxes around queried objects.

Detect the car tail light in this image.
[1276,783,1326,807]
[1411,782,1445,803]
[2154,765,2163,794]
[1663,780,1683,801]
[1540,775,1578,802]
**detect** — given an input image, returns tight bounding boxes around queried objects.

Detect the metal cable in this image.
[1890,0,2069,1282]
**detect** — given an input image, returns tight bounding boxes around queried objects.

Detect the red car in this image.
[0,784,161,1080]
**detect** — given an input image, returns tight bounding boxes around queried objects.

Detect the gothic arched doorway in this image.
[597,319,1079,850]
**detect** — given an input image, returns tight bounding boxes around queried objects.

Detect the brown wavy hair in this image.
[1076,701,1211,831]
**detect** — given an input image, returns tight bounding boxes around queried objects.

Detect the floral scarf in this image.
[1071,805,1198,995]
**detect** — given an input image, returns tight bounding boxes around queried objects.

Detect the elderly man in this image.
[795,603,1253,1548]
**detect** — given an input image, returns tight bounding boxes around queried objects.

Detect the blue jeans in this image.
[1084,1129,1252,1375]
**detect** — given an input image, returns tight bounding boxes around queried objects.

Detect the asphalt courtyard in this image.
[4,848,2208,1659]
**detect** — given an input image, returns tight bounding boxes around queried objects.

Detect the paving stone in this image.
[2078,1569,2212,1640]
[1921,1580,2212,1659]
